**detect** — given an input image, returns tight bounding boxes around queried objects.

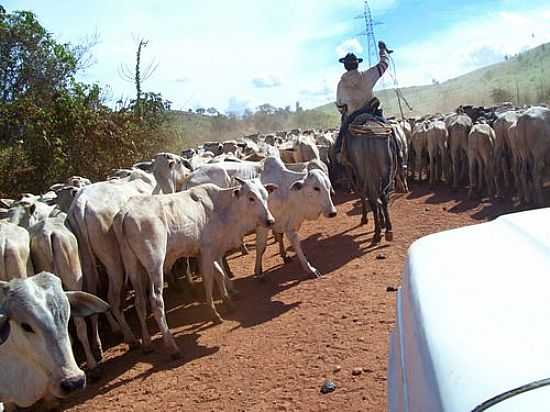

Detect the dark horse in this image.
[343,122,397,243]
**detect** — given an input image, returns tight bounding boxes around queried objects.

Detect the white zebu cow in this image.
[67,169,156,348]
[255,157,337,279]
[29,212,103,374]
[468,122,496,199]
[0,202,37,281]
[152,152,192,194]
[426,120,449,186]
[0,272,109,410]
[185,161,263,189]
[517,106,550,206]
[113,179,277,357]
[292,135,320,163]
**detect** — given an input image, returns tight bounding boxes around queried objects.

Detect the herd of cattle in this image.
[0,102,549,410]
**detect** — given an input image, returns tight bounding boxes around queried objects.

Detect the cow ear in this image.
[168,160,176,169]
[290,180,304,191]
[264,183,278,194]
[233,189,241,198]
[66,291,110,318]
[29,203,36,215]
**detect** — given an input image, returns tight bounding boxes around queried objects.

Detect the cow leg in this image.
[287,230,320,278]
[73,317,98,373]
[131,270,153,353]
[147,266,180,358]
[254,227,269,278]
[201,255,223,323]
[468,155,476,199]
[213,260,235,311]
[274,232,290,263]
[428,151,436,187]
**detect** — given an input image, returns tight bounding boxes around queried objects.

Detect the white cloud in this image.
[393,7,550,87]
[336,38,364,58]
[251,74,282,88]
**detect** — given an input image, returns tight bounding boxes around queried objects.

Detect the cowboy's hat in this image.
[338,53,363,64]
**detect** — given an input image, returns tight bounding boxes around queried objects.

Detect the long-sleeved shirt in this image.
[336,52,389,116]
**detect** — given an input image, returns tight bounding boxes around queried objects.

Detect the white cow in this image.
[0,202,37,281]
[255,157,337,279]
[67,169,156,348]
[185,161,263,189]
[113,179,277,357]
[152,152,192,194]
[0,272,109,410]
[29,212,103,374]
[468,122,496,199]
[426,120,449,186]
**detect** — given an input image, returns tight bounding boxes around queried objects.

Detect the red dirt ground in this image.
[62,182,517,412]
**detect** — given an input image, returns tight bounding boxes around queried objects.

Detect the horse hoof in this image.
[87,366,102,382]
[170,351,183,361]
[385,231,394,242]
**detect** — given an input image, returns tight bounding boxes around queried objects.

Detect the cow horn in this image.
[234,177,246,185]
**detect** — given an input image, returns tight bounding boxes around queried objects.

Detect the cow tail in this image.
[112,211,131,288]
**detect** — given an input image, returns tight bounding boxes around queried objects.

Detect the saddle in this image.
[348,115,393,139]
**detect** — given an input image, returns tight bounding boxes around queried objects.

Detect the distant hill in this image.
[315,42,550,118]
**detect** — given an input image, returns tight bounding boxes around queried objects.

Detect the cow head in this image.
[289,170,337,220]
[233,177,277,228]
[0,273,109,407]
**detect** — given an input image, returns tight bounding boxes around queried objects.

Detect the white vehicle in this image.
[389,208,550,411]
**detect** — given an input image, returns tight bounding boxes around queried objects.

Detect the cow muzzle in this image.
[59,374,86,396]
[265,217,275,227]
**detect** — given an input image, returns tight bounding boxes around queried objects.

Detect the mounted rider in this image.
[334,40,393,161]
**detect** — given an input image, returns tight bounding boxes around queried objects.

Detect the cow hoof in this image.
[256,274,266,283]
[372,235,382,245]
[283,256,293,264]
[87,366,103,382]
[385,231,394,242]
[142,344,154,354]
[361,217,368,225]
[128,341,141,351]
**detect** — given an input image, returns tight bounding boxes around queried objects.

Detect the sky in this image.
[4,0,550,113]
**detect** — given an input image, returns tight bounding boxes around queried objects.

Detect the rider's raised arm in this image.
[362,50,389,89]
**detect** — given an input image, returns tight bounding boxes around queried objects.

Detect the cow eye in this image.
[21,323,35,334]
[249,197,255,202]
[314,187,321,192]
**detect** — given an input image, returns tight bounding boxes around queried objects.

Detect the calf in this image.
[113,179,277,357]
[0,272,109,410]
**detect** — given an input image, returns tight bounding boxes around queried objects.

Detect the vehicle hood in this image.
[389,208,550,411]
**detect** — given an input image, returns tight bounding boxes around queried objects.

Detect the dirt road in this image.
[63,183,516,411]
